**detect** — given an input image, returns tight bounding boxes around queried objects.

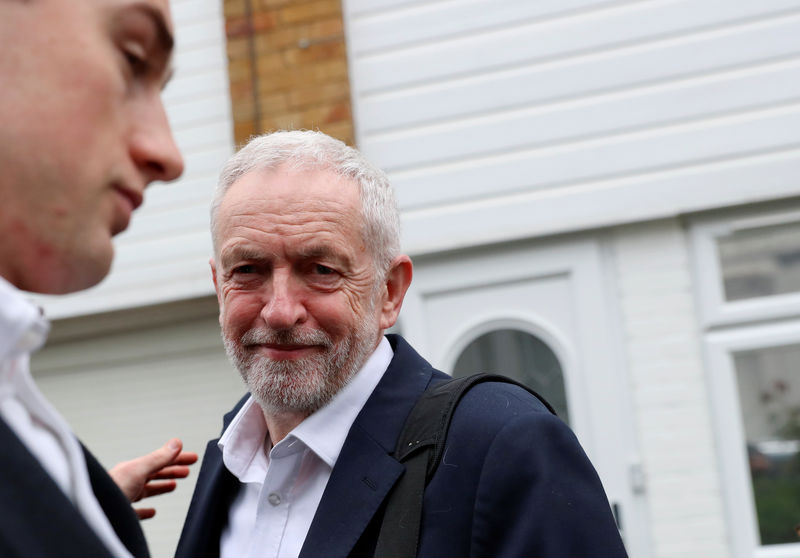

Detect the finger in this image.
[109,440,192,502]
[150,465,192,480]
[117,440,182,484]
[174,451,199,466]
[140,480,178,499]
[135,507,156,520]
[139,439,184,473]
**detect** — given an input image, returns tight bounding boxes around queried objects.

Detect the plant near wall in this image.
[752,379,800,545]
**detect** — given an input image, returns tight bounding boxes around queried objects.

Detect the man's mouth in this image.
[255,343,320,361]
[111,184,144,235]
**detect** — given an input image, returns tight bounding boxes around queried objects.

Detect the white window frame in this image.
[706,321,800,558]
[441,316,576,425]
[692,202,800,558]
[690,205,800,329]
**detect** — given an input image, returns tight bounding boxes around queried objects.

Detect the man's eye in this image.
[232,265,255,275]
[123,46,150,75]
[315,264,335,275]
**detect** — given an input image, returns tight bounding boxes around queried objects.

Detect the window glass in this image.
[733,343,800,545]
[718,221,800,301]
[453,328,570,424]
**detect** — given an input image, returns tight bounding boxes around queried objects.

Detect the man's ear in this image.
[210,258,223,326]
[378,255,413,331]
[210,258,220,296]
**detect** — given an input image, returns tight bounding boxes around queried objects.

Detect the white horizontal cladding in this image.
[172,144,233,184]
[142,173,220,211]
[171,119,234,152]
[170,0,223,23]
[35,236,214,319]
[113,200,211,247]
[392,103,800,209]
[349,0,617,54]
[343,0,800,256]
[30,0,232,319]
[357,9,800,132]
[354,0,800,95]
[169,95,231,130]
[399,149,800,256]
[172,13,226,50]
[173,42,229,76]
[163,68,229,104]
[369,59,800,172]
[346,0,439,18]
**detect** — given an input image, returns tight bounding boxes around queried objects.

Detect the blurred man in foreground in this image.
[0,1,194,556]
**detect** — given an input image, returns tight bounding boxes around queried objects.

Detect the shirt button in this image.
[268,492,281,506]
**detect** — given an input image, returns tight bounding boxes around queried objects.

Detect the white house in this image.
[31,1,800,557]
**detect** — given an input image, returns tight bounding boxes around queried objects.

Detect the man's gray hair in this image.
[211,130,401,275]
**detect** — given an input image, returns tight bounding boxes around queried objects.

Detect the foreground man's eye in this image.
[123,47,150,75]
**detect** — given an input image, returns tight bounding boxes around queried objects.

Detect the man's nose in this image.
[130,95,184,184]
[260,273,308,330]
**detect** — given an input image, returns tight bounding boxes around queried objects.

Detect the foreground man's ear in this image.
[379,255,413,330]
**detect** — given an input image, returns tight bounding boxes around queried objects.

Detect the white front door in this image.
[399,235,651,557]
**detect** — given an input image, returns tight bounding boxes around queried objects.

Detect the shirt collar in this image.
[218,396,270,483]
[293,336,392,468]
[219,336,393,478]
[0,276,50,361]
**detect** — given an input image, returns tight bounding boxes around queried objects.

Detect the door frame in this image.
[398,234,651,556]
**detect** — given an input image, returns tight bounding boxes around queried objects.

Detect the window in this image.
[452,328,570,424]
[733,343,800,546]
[692,205,800,558]
[692,209,800,327]
[718,221,800,302]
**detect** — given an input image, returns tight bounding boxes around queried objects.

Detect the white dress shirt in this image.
[219,336,393,558]
[0,277,133,558]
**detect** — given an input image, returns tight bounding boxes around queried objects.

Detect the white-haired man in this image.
[177,130,628,558]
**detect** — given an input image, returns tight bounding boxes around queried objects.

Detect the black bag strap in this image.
[373,373,556,558]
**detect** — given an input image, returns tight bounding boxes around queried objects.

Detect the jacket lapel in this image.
[83,445,150,558]
[299,335,438,558]
[0,418,117,558]
[298,426,403,558]
[175,398,247,558]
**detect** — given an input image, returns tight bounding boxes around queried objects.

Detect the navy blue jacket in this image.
[0,417,149,557]
[176,335,627,557]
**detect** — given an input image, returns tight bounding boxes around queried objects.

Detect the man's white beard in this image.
[223,310,379,416]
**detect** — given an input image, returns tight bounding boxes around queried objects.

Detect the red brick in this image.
[282,40,346,66]
[226,16,252,39]
[279,0,341,25]
[225,0,353,146]
[288,80,350,109]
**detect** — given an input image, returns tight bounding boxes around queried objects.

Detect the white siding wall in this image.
[610,219,729,558]
[34,0,233,319]
[343,0,800,256]
[32,298,245,558]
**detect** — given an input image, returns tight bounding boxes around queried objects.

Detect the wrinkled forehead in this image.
[214,166,364,240]
[228,166,362,215]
